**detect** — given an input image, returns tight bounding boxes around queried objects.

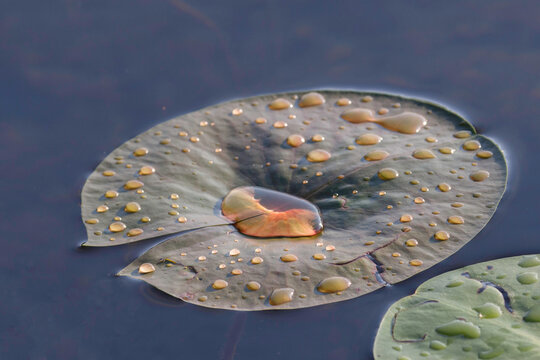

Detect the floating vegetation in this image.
[373,255,540,359]
[81,90,507,310]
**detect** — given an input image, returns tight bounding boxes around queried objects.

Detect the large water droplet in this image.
[519,256,540,268]
[221,186,323,238]
[317,276,351,293]
[298,92,325,108]
[307,149,331,162]
[436,320,481,338]
[269,288,294,305]
[473,302,502,318]
[269,98,293,110]
[517,272,538,285]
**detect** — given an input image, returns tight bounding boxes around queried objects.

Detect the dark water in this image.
[2,1,539,359]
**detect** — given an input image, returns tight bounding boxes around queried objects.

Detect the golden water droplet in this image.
[254,117,267,125]
[124,180,144,190]
[313,253,326,260]
[102,170,115,177]
[198,256,207,261]
[317,277,352,293]
[434,231,450,241]
[476,150,493,159]
[189,136,199,143]
[280,254,298,262]
[229,248,240,256]
[124,202,141,213]
[246,281,261,291]
[378,168,399,180]
[336,98,351,106]
[392,252,401,257]
[85,218,99,224]
[138,263,155,274]
[287,134,305,147]
[141,216,151,223]
[198,295,208,302]
[463,140,481,151]
[377,112,427,134]
[169,194,179,200]
[231,268,243,275]
[232,108,243,116]
[340,108,374,124]
[364,150,389,161]
[425,137,437,143]
[212,279,228,289]
[168,210,179,216]
[439,147,456,155]
[365,241,375,245]
[138,166,155,175]
[400,214,413,223]
[451,202,463,208]
[218,263,226,269]
[414,197,425,204]
[178,131,188,137]
[97,205,109,213]
[413,149,436,159]
[355,133,382,145]
[269,288,294,305]
[453,130,471,139]
[438,183,451,192]
[177,216,187,223]
[105,190,118,199]
[361,95,373,103]
[410,259,423,266]
[421,187,429,192]
[160,138,171,145]
[307,149,331,162]
[298,92,325,107]
[133,147,149,156]
[269,98,292,110]
[109,222,126,232]
[127,228,143,237]
[325,245,335,251]
[310,134,326,143]
[448,216,464,224]
[470,170,490,182]
[377,108,389,115]
[114,216,122,221]
[273,121,288,129]
[405,239,418,247]
[251,256,263,264]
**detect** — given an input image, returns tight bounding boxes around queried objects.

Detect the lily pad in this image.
[373,255,540,359]
[82,90,507,310]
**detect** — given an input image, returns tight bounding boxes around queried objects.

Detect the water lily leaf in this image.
[373,255,540,359]
[82,90,507,310]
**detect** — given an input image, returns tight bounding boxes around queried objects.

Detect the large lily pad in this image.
[82,90,507,310]
[373,254,540,359]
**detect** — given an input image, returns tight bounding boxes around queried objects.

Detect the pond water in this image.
[2,1,539,359]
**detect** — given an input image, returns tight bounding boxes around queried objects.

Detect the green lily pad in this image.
[82,90,507,310]
[373,254,540,359]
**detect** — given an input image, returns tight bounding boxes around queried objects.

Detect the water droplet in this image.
[109,222,126,232]
[212,279,228,290]
[435,320,481,338]
[96,205,109,213]
[476,150,493,159]
[298,92,325,107]
[287,134,305,147]
[177,216,187,223]
[425,136,437,143]
[85,218,99,224]
[451,202,463,208]
[430,340,447,350]
[269,288,294,306]
[251,256,263,264]
[364,150,389,161]
[405,239,418,247]
[229,248,240,256]
[254,117,267,124]
[231,268,243,275]
[378,112,428,134]
[446,280,463,287]
[340,108,374,124]
[434,231,450,241]
[313,253,326,260]
[221,186,323,238]
[141,216,151,223]
[317,276,352,293]
[124,180,144,190]
[198,295,208,302]
[478,348,505,359]
[189,136,199,143]
[439,147,456,154]
[160,138,171,145]
[133,147,149,156]
[246,281,261,291]
[336,98,351,106]
[409,259,423,266]
[178,131,188,137]
[470,170,490,182]
[105,190,119,199]
[448,216,464,224]
[127,228,143,237]
[269,98,292,110]
[138,263,155,274]
[361,95,373,103]
[474,302,502,319]
[519,256,540,268]
[412,149,436,159]
[307,149,331,162]
[454,130,471,139]
[325,245,335,251]
[400,214,413,223]
[102,170,115,177]
[198,256,207,261]
[232,108,243,116]
[273,121,288,129]
[463,140,481,151]
[517,272,538,285]
[124,202,141,213]
[378,168,399,180]
[438,183,451,192]
[311,134,325,142]
[281,254,298,262]
[355,133,382,146]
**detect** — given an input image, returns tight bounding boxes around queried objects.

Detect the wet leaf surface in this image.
[82,90,507,310]
[373,254,540,359]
